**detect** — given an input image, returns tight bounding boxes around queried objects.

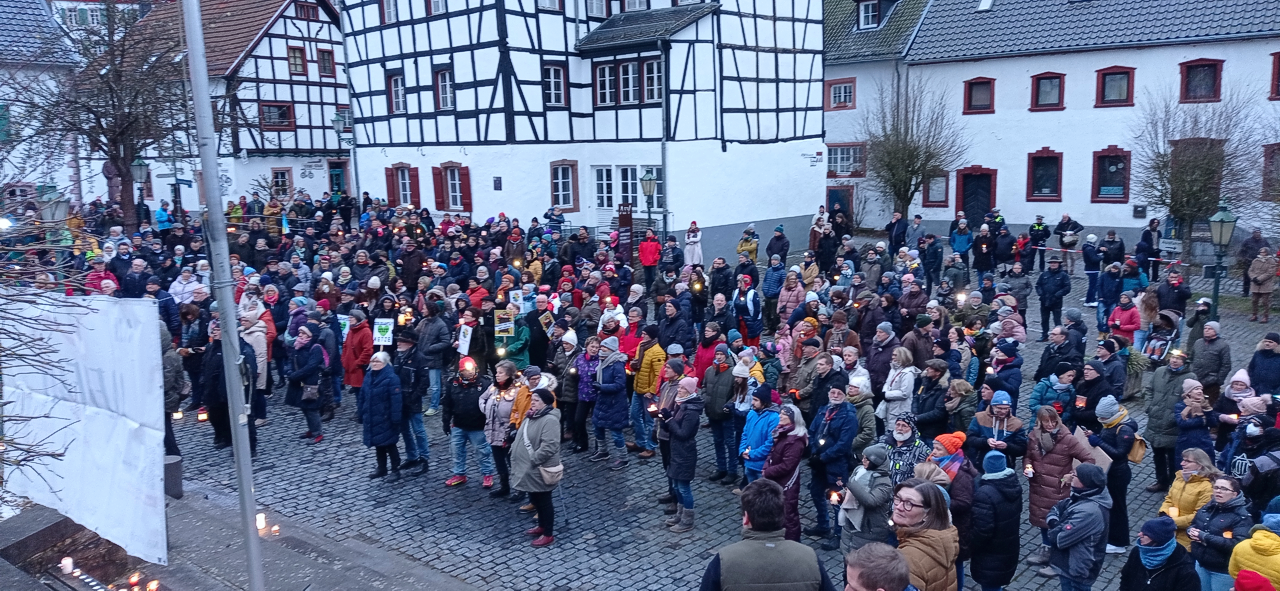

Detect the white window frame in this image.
[552,165,574,207]
[272,170,292,197]
[536,0,559,8]
[446,167,463,209]
[858,1,879,28]
[618,166,639,206]
[383,0,398,23]
[87,7,102,25]
[437,70,455,110]
[644,60,663,102]
[827,146,864,175]
[389,75,407,114]
[596,65,616,106]
[396,167,413,206]
[544,66,565,106]
[624,0,647,10]
[594,167,613,208]
[676,0,699,4]
[619,63,640,104]
[830,83,853,106]
[431,0,446,13]
[587,0,606,17]
[641,165,664,210]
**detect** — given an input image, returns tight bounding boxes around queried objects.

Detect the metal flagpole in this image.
[179,0,267,588]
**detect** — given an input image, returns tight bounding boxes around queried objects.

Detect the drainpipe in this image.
[659,39,669,238]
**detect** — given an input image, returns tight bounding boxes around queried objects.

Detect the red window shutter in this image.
[432,166,446,210]
[408,167,421,209]
[384,167,396,204]
[459,166,472,212]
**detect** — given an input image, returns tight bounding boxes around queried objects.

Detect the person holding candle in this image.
[629,325,665,461]
[361,351,404,481]
[511,388,562,548]
[660,376,703,533]
[1176,381,1218,463]
[1117,516,1200,591]
[1212,370,1264,453]
[1188,476,1254,591]
[1158,448,1220,548]
[1025,406,1097,575]
[442,357,496,487]
[804,383,859,547]
[589,336,630,470]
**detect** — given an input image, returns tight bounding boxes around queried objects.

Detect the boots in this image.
[386,470,401,482]
[664,505,684,527]
[669,509,695,533]
[1025,544,1051,566]
[820,526,842,551]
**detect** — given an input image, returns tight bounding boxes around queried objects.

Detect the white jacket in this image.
[877,364,919,422]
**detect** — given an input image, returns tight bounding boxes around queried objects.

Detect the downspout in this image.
[338,0,362,201]
[574,0,581,43]
[660,39,669,239]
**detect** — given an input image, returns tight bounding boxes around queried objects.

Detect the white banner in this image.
[2,294,168,564]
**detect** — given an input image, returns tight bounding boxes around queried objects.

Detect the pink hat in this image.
[678,376,699,394]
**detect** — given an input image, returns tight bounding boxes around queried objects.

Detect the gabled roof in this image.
[576,3,718,55]
[906,0,1280,64]
[825,0,928,65]
[138,0,337,77]
[0,0,76,66]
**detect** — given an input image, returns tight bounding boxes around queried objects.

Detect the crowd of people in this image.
[30,190,1280,590]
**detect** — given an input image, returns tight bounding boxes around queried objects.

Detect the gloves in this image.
[658,407,673,420]
[1087,434,1101,447]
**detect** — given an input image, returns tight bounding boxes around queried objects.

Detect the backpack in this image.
[1128,432,1148,463]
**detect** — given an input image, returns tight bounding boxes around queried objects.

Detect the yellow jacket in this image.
[632,340,666,395]
[801,262,820,290]
[737,237,758,263]
[748,361,764,384]
[1229,527,1280,589]
[1159,471,1213,548]
[527,259,543,284]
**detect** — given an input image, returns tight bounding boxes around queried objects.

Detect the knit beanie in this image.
[1095,395,1121,422]
[1239,396,1269,416]
[1054,362,1074,377]
[862,444,889,469]
[1099,339,1118,354]
[1233,570,1275,591]
[982,450,1008,474]
[601,336,620,352]
[561,330,578,347]
[991,391,1012,406]
[732,363,750,378]
[533,388,556,406]
[876,322,894,335]
[678,376,699,394]
[1182,379,1204,395]
[751,386,771,404]
[934,431,966,455]
[643,324,660,339]
[1074,463,1107,490]
[714,343,730,357]
[915,314,932,328]
[1064,308,1083,322]
[996,340,1019,357]
[666,358,685,375]
[728,329,743,343]
[1141,516,1177,546]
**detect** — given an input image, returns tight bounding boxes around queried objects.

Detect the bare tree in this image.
[862,77,970,216]
[1131,87,1262,248]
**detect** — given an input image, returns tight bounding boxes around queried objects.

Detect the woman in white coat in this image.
[878,347,918,429]
[684,222,703,266]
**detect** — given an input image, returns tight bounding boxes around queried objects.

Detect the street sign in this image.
[155,173,175,178]
[1159,238,1182,254]
[175,179,193,187]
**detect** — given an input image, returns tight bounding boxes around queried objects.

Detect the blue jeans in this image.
[427,368,443,411]
[1097,303,1114,333]
[401,412,428,462]
[449,428,494,476]
[1196,564,1233,591]
[303,408,322,435]
[1133,328,1148,352]
[709,418,736,475]
[672,479,694,509]
[629,393,657,451]
[1085,271,1099,302]
[594,426,626,451]
[744,468,762,484]
[331,373,343,405]
[1058,575,1092,591]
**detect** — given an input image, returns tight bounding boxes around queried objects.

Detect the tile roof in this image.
[138,0,288,77]
[825,0,928,64]
[0,0,75,66]
[576,3,718,53]
[906,0,1280,63]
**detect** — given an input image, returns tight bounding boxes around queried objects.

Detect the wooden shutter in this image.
[459,166,472,212]
[408,167,421,208]
[77,8,88,24]
[432,167,446,210]
[384,167,396,204]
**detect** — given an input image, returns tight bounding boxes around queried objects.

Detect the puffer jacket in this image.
[739,405,780,471]
[415,314,453,369]
[360,367,403,448]
[1144,364,1198,449]
[665,395,704,481]
[840,465,893,548]
[511,406,562,493]
[240,320,269,391]
[1228,524,1280,588]
[1118,543,1200,591]
[761,264,787,299]
[1174,401,1216,460]
[1047,485,1113,584]
[1188,493,1255,573]
[896,525,960,591]
[1159,471,1214,548]
[441,373,491,432]
[970,469,1023,588]
[849,391,877,457]
[1190,336,1232,389]
[591,358,629,429]
[632,340,666,395]
[1027,376,1076,430]
[880,365,919,425]
[1026,423,1097,528]
[912,372,950,441]
[701,362,735,421]
[965,412,1028,470]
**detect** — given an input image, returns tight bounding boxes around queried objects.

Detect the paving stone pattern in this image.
[173,270,1274,590]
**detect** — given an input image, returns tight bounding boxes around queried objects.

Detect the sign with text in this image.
[372,317,394,345]
[495,310,515,337]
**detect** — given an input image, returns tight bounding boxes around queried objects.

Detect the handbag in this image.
[302,384,319,401]
[521,422,564,485]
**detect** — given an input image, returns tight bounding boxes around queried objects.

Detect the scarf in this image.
[293,335,311,350]
[982,467,1014,480]
[1052,376,1072,391]
[838,465,873,530]
[1037,424,1061,455]
[1225,385,1255,401]
[1138,538,1177,569]
[675,389,696,403]
[1101,406,1130,430]
[597,349,628,383]
[934,451,964,480]
[715,362,729,373]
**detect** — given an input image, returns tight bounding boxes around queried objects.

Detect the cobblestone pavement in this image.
[173,270,1274,590]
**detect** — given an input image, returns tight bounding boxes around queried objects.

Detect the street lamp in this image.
[1207,199,1236,321]
[640,171,656,238]
[130,157,150,227]
[332,112,354,146]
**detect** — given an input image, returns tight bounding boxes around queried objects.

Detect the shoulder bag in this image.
[521,422,564,485]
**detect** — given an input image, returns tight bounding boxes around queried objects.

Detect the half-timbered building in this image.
[342,0,826,230]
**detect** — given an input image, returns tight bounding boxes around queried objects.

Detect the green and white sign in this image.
[373,317,394,345]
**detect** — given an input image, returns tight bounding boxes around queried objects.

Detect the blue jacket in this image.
[739,405,780,471]
[1120,270,1149,294]
[731,288,764,338]
[1081,243,1103,272]
[591,359,630,430]
[1098,271,1123,307]
[361,367,403,447]
[1173,401,1217,461]
[1027,376,1076,430]
[1247,348,1280,395]
[950,231,973,254]
[152,289,180,337]
[809,402,859,474]
[761,263,786,298]
[993,355,1024,406]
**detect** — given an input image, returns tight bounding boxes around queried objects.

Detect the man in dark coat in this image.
[1118,516,1200,591]
[765,225,790,264]
[884,212,908,254]
[203,321,258,454]
[146,277,181,337]
[971,451,1023,590]
[416,302,454,414]
[912,359,950,441]
[803,387,859,547]
[1035,256,1072,341]
[396,239,426,291]
[1035,326,1083,382]
[392,333,430,476]
[441,358,496,485]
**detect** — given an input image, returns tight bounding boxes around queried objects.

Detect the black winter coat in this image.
[657,313,693,353]
[665,396,705,481]
[1073,376,1117,434]
[360,367,403,447]
[415,315,453,369]
[912,374,950,441]
[1036,268,1072,308]
[203,338,257,408]
[1188,494,1254,573]
[970,471,1023,587]
[1118,543,1200,591]
[391,344,428,415]
[442,373,492,432]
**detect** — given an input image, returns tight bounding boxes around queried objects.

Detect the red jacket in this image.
[1107,304,1141,341]
[694,339,721,386]
[86,269,117,294]
[467,286,489,308]
[617,324,643,359]
[259,309,277,360]
[342,321,373,387]
[639,238,661,267]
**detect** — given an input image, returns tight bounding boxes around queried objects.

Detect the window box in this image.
[1026,147,1062,202]
[1029,72,1064,111]
[1180,58,1223,103]
[826,143,866,178]
[824,77,855,111]
[963,77,994,115]
[1095,66,1134,108]
[1091,145,1131,203]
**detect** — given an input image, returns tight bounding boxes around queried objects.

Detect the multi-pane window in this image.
[431,0,446,13]
[552,165,573,207]
[396,167,413,206]
[1095,151,1129,201]
[437,70,455,110]
[544,66,565,106]
[827,146,865,176]
[1099,70,1132,105]
[1032,74,1062,108]
[446,168,463,209]
[297,2,319,19]
[596,65,617,105]
[318,50,335,76]
[1031,156,1061,197]
[272,169,292,197]
[287,47,306,75]
[858,1,879,27]
[389,75,406,113]
[830,83,853,107]
[1182,61,1221,102]
[587,0,606,17]
[644,61,663,102]
[625,0,647,10]
[594,167,613,208]
[383,0,398,23]
[260,103,292,128]
[642,166,664,209]
[619,166,639,205]
[336,106,352,131]
[619,63,640,104]
[537,0,559,8]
